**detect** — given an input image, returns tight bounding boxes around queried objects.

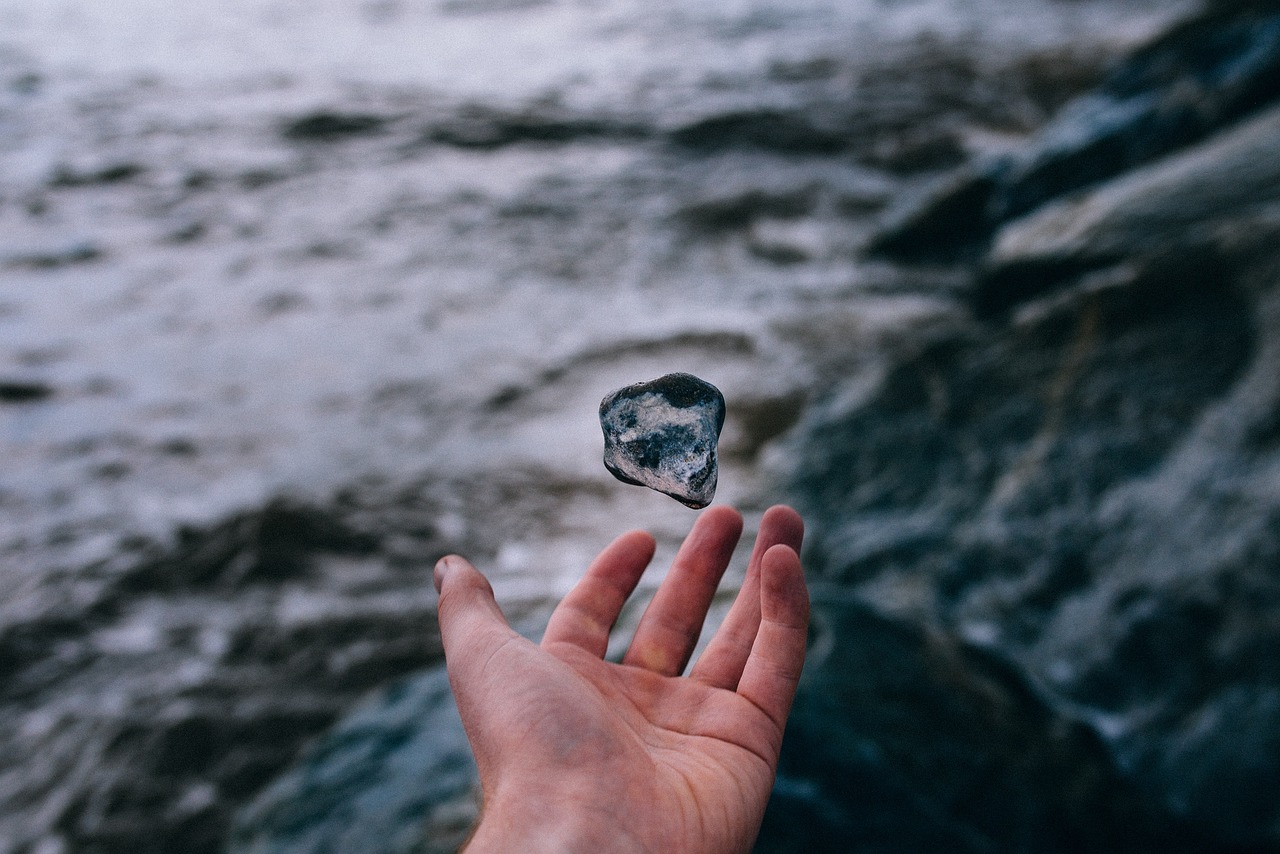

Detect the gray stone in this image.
[978,101,1280,314]
[599,373,725,509]
[777,88,1280,850]
[756,592,1207,854]
[866,0,1280,263]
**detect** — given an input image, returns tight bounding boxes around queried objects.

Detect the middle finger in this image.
[622,505,743,676]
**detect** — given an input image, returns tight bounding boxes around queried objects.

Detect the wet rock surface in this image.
[757,596,1211,854]
[600,373,726,508]
[868,0,1280,263]
[761,3,1280,850]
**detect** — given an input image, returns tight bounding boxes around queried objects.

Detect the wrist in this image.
[463,786,652,854]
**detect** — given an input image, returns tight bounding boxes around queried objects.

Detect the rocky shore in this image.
[9,1,1270,852]
[766,2,1280,850]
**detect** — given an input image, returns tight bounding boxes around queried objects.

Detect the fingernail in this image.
[433,556,454,593]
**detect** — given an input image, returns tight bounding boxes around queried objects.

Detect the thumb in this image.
[434,554,529,780]
[434,554,518,673]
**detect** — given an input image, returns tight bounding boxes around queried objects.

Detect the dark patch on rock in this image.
[858,126,967,174]
[164,219,207,243]
[864,168,1001,263]
[160,440,202,460]
[678,187,816,232]
[257,291,310,316]
[239,168,291,189]
[93,460,132,481]
[3,240,103,269]
[972,254,1128,319]
[722,391,807,461]
[117,500,379,594]
[767,56,841,84]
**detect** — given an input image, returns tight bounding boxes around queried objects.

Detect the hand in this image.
[433,504,808,854]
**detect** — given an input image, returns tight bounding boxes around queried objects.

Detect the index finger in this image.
[541,529,656,657]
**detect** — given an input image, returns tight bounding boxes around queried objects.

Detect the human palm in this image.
[434,505,808,853]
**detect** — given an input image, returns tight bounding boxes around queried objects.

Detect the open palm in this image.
[434,505,808,853]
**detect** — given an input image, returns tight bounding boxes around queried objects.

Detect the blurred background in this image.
[3,0,1279,851]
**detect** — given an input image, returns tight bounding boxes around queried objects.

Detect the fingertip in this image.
[433,554,461,593]
[619,528,658,557]
[434,554,494,604]
[761,543,808,624]
[763,503,803,531]
[761,505,805,549]
[702,503,744,527]
[434,554,509,647]
[762,541,799,564]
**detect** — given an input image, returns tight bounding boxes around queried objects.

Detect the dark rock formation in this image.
[221,9,1280,854]
[756,594,1209,853]
[868,0,1280,262]
[600,373,726,509]
[977,102,1280,315]
[768,13,1280,847]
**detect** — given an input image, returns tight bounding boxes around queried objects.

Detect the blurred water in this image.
[0,0,1164,94]
[0,0,1177,586]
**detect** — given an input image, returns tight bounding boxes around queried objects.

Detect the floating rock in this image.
[599,373,725,509]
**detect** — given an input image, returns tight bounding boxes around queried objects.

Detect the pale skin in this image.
[433,504,808,853]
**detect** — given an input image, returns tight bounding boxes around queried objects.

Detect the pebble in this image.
[598,372,725,508]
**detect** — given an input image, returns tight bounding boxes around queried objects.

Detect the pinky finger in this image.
[735,544,809,731]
